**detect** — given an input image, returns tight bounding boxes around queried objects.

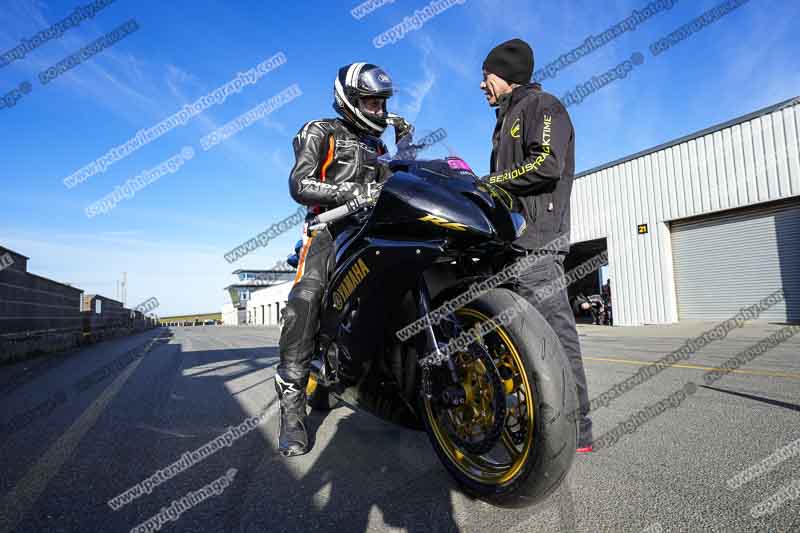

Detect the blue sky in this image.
[1,0,798,316]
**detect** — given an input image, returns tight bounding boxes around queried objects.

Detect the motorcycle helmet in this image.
[333,62,394,135]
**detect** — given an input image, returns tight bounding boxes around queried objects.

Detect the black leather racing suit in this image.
[277,117,390,387]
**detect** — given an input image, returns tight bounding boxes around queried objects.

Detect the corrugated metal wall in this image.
[571,99,800,325]
[671,201,800,321]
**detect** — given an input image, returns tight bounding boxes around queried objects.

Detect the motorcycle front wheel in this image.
[420,288,577,508]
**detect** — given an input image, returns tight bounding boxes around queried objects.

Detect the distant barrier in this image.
[0,321,159,365]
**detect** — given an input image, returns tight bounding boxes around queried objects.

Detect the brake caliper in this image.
[495,347,528,445]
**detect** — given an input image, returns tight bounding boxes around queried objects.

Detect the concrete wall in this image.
[0,248,157,361]
[221,303,244,326]
[0,248,83,335]
[81,294,133,333]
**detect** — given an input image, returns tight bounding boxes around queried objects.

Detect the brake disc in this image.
[443,342,506,456]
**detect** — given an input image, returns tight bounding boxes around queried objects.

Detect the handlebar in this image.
[306,182,383,232]
[307,196,370,232]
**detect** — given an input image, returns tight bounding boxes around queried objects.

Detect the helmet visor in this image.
[357,96,388,125]
[359,96,386,115]
[357,68,394,98]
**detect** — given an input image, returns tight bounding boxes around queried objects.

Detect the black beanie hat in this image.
[482,38,534,85]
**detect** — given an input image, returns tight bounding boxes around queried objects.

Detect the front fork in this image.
[413,278,460,397]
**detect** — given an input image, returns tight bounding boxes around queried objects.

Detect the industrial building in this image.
[221,267,294,326]
[246,281,292,326]
[159,313,222,326]
[223,96,800,328]
[570,96,800,325]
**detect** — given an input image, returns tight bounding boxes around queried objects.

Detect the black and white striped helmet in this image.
[333,63,394,135]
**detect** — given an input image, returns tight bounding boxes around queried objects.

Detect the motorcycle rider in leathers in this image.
[275,63,413,457]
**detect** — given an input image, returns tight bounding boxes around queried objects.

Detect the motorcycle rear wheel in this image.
[420,288,577,507]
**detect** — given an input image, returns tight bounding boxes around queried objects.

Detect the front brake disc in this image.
[444,342,506,455]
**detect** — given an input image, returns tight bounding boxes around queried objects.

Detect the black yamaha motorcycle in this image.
[291,157,577,507]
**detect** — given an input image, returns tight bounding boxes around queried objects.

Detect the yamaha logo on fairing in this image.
[332,258,370,310]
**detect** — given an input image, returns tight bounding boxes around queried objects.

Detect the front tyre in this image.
[420,288,577,507]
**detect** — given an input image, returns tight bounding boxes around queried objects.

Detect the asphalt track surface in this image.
[0,322,798,532]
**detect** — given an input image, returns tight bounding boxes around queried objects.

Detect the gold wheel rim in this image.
[424,308,536,486]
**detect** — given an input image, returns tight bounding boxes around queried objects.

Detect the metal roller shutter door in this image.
[671,201,800,321]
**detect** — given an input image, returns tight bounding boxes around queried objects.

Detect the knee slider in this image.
[281,300,307,338]
[291,283,323,302]
[282,304,299,328]
[280,290,318,346]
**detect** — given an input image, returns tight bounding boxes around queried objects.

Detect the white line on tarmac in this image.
[0,349,147,533]
[133,423,196,439]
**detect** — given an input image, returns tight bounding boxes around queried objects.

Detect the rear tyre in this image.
[420,288,577,508]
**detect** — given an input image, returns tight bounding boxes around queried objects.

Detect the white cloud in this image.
[395,38,437,123]
[0,0,157,119]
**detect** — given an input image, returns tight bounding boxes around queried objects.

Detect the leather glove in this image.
[334,182,365,204]
[365,181,383,203]
[387,113,414,145]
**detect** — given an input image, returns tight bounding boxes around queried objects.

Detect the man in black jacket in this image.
[479,39,593,452]
[276,62,412,457]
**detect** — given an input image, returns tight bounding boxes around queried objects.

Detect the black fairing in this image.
[316,159,520,422]
[319,237,443,380]
[371,160,519,243]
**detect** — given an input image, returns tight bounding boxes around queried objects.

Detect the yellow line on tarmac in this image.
[0,346,149,533]
[583,356,800,380]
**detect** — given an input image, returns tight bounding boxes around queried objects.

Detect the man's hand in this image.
[334,182,383,205]
[387,113,414,145]
[334,182,364,204]
[365,182,383,204]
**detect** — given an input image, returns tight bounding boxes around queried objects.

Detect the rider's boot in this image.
[275,374,309,457]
